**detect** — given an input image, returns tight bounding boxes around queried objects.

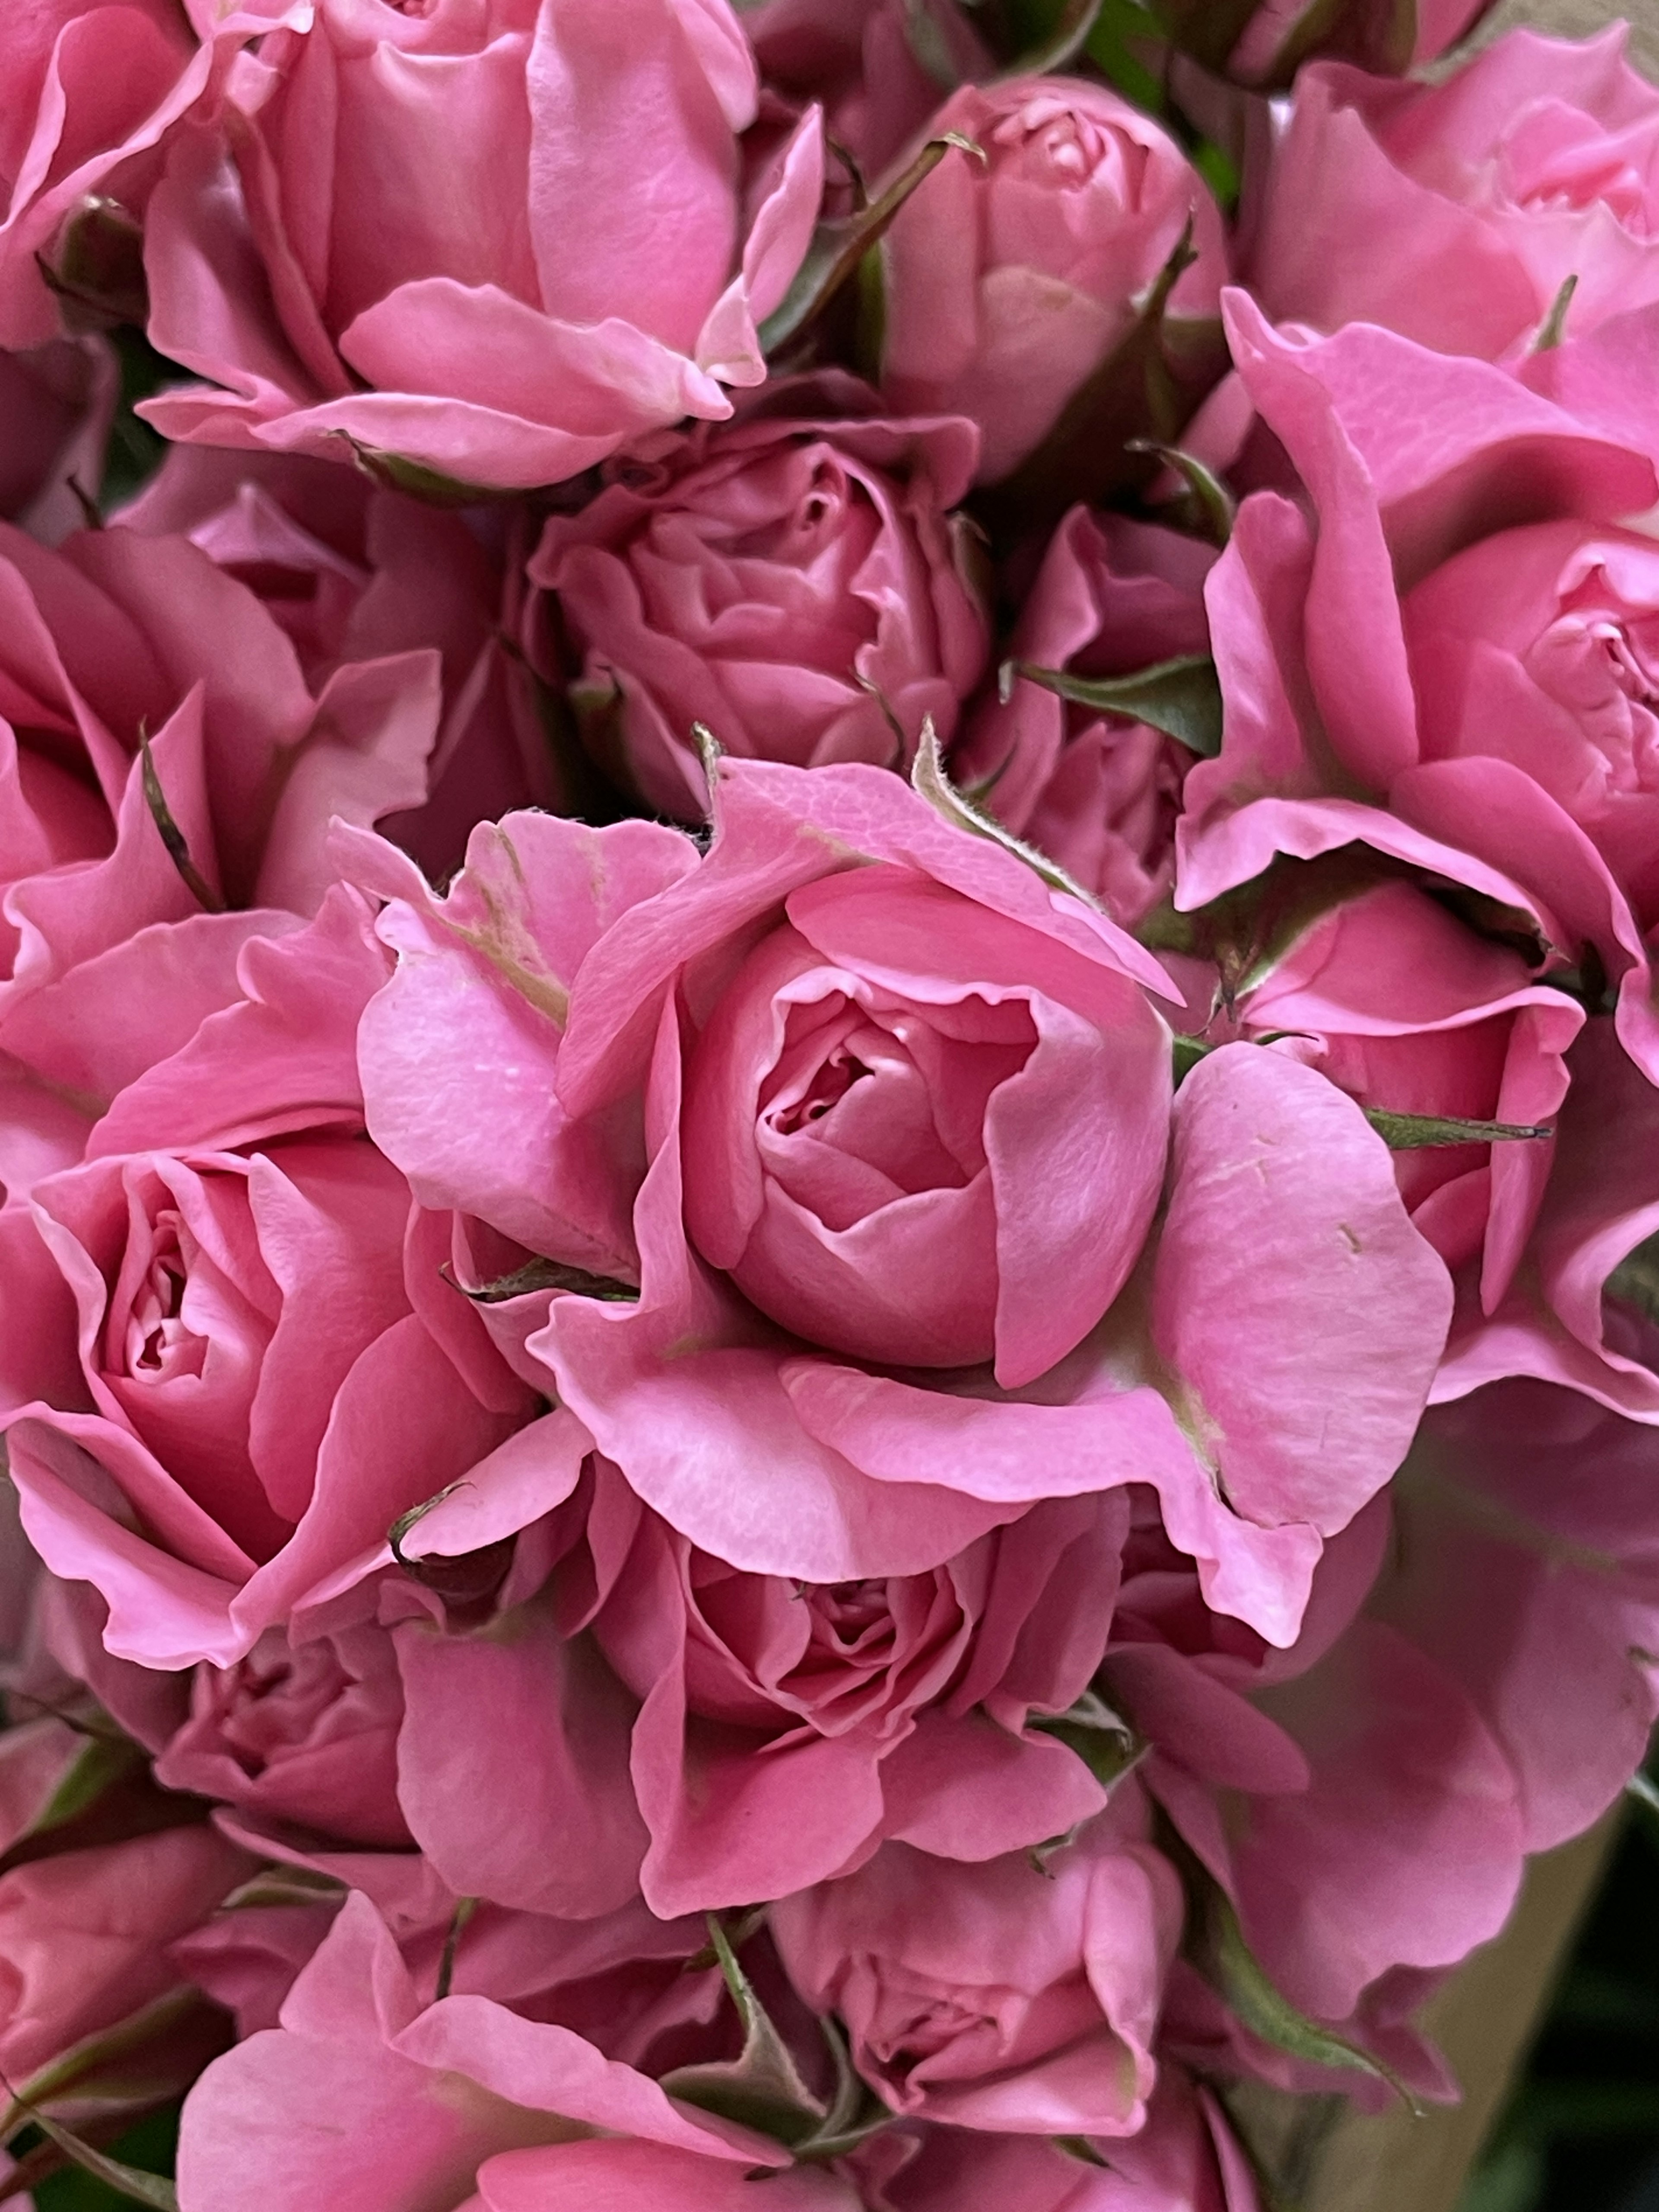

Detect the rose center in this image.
[768,1046,872,1137]
[126,1220,200,1377]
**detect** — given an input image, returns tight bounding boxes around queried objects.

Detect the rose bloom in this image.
[1251,29,1659,361]
[0,893,541,1669]
[408,1453,1127,1915]
[1177,296,1659,1086]
[530,394,988,819]
[954,507,1217,927]
[117,446,559,880]
[0,508,450,1162]
[348,763,1449,1662]
[0,1,303,348]
[772,1791,1179,2136]
[1170,879,1583,1314]
[176,1892,860,2212]
[878,77,1227,484]
[139,0,824,491]
[155,1618,410,1850]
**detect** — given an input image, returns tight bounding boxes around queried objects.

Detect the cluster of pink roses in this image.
[1,0,1659,2207]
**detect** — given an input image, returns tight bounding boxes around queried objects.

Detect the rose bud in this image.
[878,77,1228,485]
[772,1789,1179,2136]
[139,0,825,493]
[155,1621,411,1850]
[531,396,989,818]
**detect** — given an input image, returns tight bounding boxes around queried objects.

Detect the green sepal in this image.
[28,1733,147,1842]
[1362,1108,1553,1151]
[1181,1852,1422,2110]
[139,732,223,914]
[661,1917,830,2147]
[1007,653,1224,758]
[1032,1688,1144,1790]
[7,2104,178,2210]
[37,197,149,331]
[974,220,1229,535]
[760,132,985,359]
[1534,274,1579,353]
[911,720,1102,909]
[445,1255,640,1305]
[1128,437,1236,544]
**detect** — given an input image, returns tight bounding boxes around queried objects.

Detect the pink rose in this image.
[155,1619,410,1850]
[349,762,1450,1661]
[955,507,1217,927]
[116,445,560,881]
[0,0,303,348]
[1433,1017,1659,1415]
[529,394,988,818]
[878,79,1227,484]
[139,0,825,492]
[175,1891,855,2212]
[0,337,115,542]
[2,893,541,1668]
[772,1790,1179,2135]
[1252,30,1659,361]
[0,512,448,1158]
[1177,299,1659,1086]
[744,0,992,181]
[0,1823,250,2086]
[444,1457,1127,1913]
[1171,878,1583,1317]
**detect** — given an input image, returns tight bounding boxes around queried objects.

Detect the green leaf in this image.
[661,1918,828,2147]
[1008,653,1224,757]
[760,132,985,358]
[138,734,223,914]
[911,720,1103,909]
[1182,1855,1421,2110]
[1363,1109,1553,1151]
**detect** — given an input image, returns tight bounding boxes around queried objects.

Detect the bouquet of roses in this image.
[2,0,1659,2205]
